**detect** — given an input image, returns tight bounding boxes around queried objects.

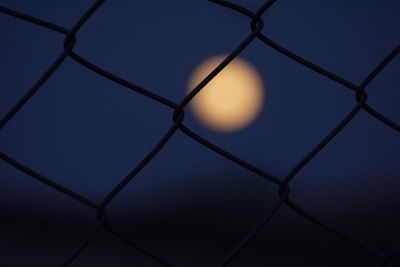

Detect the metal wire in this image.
[0,0,399,266]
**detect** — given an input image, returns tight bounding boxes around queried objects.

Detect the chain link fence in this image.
[0,0,399,266]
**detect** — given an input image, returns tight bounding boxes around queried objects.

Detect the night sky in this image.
[0,1,399,266]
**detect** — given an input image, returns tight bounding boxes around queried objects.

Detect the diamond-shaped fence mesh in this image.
[0,0,399,266]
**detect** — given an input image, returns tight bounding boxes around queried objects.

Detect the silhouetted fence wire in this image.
[0,0,399,266]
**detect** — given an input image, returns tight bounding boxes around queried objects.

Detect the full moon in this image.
[187,55,265,132]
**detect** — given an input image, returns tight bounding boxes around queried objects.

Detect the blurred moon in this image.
[187,55,265,132]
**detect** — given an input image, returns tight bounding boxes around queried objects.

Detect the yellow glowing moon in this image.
[187,55,265,132]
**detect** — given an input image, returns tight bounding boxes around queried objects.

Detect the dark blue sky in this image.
[1,0,399,219]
